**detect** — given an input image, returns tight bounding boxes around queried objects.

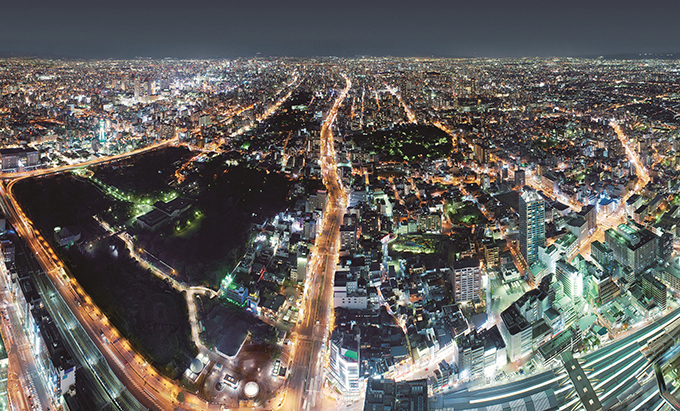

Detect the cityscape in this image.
[1,3,680,411]
[0,55,679,411]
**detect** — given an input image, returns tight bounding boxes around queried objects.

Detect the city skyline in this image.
[2,12,680,408]
[1,0,680,59]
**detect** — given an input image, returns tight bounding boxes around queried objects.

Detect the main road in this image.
[282,74,351,411]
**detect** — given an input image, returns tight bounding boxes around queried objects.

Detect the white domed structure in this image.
[243,381,259,398]
[190,358,204,374]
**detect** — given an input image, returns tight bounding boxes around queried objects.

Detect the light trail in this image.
[610,120,650,187]
[282,73,351,411]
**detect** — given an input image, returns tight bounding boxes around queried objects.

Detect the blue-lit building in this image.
[98,119,106,143]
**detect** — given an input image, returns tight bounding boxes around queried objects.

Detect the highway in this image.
[281,74,351,411]
[0,181,156,410]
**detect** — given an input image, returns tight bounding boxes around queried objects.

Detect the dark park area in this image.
[351,124,453,162]
[91,146,195,198]
[14,173,196,379]
[131,159,294,287]
[197,294,276,358]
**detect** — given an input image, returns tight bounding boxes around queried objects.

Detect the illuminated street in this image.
[282,74,351,411]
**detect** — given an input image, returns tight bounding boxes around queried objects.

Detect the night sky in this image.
[1,0,679,59]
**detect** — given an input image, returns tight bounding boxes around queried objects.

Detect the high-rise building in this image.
[339,224,357,252]
[473,143,489,164]
[98,119,106,143]
[590,240,613,268]
[658,232,674,262]
[454,325,506,380]
[451,258,482,303]
[556,259,583,302]
[590,271,619,305]
[134,75,140,100]
[519,190,545,266]
[499,303,532,361]
[642,273,667,310]
[482,239,503,270]
[577,204,597,233]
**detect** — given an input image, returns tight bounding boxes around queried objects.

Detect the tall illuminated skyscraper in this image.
[98,119,106,143]
[519,189,545,265]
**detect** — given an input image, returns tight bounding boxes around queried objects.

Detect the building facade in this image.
[556,259,583,302]
[451,259,482,303]
[519,190,545,266]
[329,330,361,393]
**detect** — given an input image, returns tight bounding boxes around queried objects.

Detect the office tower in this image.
[519,190,545,266]
[642,273,667,310]
[590,240,613,268]
[555,259,582,301]
[499,303,532,361]
[454,325,506,380]
[329,330,360,393]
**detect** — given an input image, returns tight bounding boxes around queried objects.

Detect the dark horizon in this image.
[2,0,680,60]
